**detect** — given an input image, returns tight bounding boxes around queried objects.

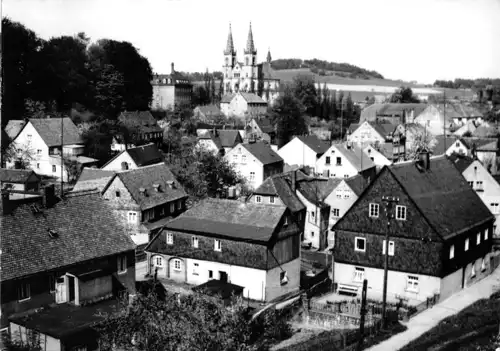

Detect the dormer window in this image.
[284,216,288,226]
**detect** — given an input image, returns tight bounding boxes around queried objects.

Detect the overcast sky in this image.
[3,0,500,84]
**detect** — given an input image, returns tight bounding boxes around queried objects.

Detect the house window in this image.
[477,233,481,245]
[209,270,213,279]
[491,203,499,214]
[336,157,342,165]
[116,191,121,197]
[269,196,275,204]
[155,256,163,267]
[468,181,474,188]
[49,275,55,293]
[449,245,455,259]
[192,236,199,248]
[233,154,238,160]
[36,163,40,169]
[284,216,288,226]
[465,238,469,251]
[173,259,181,271]
[27,134,32,140]
[396,205,407,220]
[485,230,489,240]
[214,239,221,251]
[406,275,419,292]
[193,263,199,275]
[382,240,395,256]
[310,210,316,224]
[170,203,175,212]
[471,264,476,277]
[326,156,331,165]
[18,282,31,301]
[336,191,341,199]
[369,203,379,218]
[280,271,288,286]
[355,237,366,252]
[177,200,182,210]
[37,149,42,155]
[353,267,365,282]
[455,142,460,147]
[476,181,483,190]
[256,195,262,203]
[52,165,56,173]
[344,193,350,199]
[127,212,137,223]
[117,255,127,274]
[481,259,486,272]
[160,207,165,216]
[167,232,173,245]
[250,172,255,181]
[242,155,246,163]
[332,208,340,217]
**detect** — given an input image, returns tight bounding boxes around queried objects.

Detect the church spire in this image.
[267,47,272,63]
[244,22,256,54]
[224,23,235,55]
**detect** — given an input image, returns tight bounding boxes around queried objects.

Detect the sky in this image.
[3,0,500,84]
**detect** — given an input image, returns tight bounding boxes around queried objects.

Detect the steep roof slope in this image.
[72,168,115,192]
[296,135,330,155]
[125,143,164,167]
[29,118,82,147]
[242,141,283,165]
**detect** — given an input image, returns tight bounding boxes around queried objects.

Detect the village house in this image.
[5,117,98,182]
[332,154,495,305]
[0,169,41,193]
[277,135,330,174]
[72,168,116,193]
[193,105,224,123]
[225,141,283,189]
[101,163,188,254]
[363,145,392,169]
[359,103,428,125]
[151,63,193,110]
[196,129,243,155]
[443,137,499,174]
[450,154,500,238]
[315,142,377,181]
[245,117,277,146]
[110,134,135,153]
[101,143,164,172]
[118,111,164,148]
[0,187,136,350]
[145,198,301,302]
[453,120,478,137]
[220,92,268,118]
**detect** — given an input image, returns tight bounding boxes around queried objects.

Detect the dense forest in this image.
[270,58,385,79]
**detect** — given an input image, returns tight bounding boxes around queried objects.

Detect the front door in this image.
[219,271,228,283]
[55,277,66,304]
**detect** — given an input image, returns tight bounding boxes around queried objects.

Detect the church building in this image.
[222,23,280,105]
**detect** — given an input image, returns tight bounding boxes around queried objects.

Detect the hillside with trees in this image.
[270,58,384,80]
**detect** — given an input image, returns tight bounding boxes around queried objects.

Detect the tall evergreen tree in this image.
[218,79,224,104]
[211,77,216,104]
[322,83,330,120]
[337,90,345,117]
[345,92,354,122]
[316,83,322,117]
[330,90,337,120]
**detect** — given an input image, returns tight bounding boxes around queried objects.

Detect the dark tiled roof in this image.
[361,103,428,122]
[218,130,242,148]
[334,143,376,172]
[195,105,221,116]
[371,123,397,138]
[30,118,83,147]
[471,125,498,138]
[0,193,136,282]
[431,136,457,155]
[5,120,25,140]
[242,141,283,165]
[255,118,275,134]
[240,92,267,104]
[296,135,330,155]
[118,111,157,126]
[126,143,164,167]
[161,198,286,243]
[296,178,331,206]
[72,168,115,192]
[0,169,39,184]
[461,137,498,151]
[389,156,494,239]
[345,174,368,196]
[448,154,474,173]
[432,103,483,119]
[254,171,308,212]
[221,94,236,103]
[107,163,188,211]
[198,131,223,150]
[348,123,359,133]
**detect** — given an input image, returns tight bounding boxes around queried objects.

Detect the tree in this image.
[321,83,330,120]
[257,79,264,97]
[218,79,224,102]
[211,78,217,104]
[389,86,420,103]
[265,84,271,102]
[93,64,126,118]
[330,90,337,120]
[406,131,437,161]
[345,93,354,122]
[3,142,36,170]
[292,74,318,115]
[63,157,83,183]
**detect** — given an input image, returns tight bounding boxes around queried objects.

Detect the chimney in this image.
[291,170,297,192]
[171,62,175,74]
[43,184,56,208]
[1,191,12,215]
[418,150,430,170]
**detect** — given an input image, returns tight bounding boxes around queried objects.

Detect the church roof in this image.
[244,23,256,54]
[224,23,235,55]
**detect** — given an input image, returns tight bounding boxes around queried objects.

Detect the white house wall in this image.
[225,144,265,189]
[277,138,318,171]
[324,181,358,244]
[316,146,359,178]
[347,121,385,146]
[364,146,392,168]
[296,191,324,249]
[265,258,301,301]
[102,152,138,172]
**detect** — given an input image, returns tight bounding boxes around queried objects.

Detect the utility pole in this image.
[381,195,399,329]
[357,279,368,351]
[60,116,64,197]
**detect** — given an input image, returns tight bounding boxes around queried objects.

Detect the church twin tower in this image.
[222,23,272,95]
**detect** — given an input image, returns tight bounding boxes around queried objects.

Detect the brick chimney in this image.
[1,190,12,215]
[171,62,175,75]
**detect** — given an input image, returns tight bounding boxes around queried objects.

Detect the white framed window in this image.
[449,245,455,259]
[250,172,255,181]
[154,256,163,267]
[27,134,32,140]
[468,181,474,188]
[406,275,419,292]
[116,191,121,197]
[332,208,340,217]
[369,203,379,218]
[209,270,213,279]
[355,237,366,252]
[36,163,40,169]
[37,149,42,155]
[192,236,198,248]
[214,239,221,252]
[177,200,182,210]
[18,282,31,302]
[173,259,181,271]
[242,155,247,163]
[170,203,175,212]
[481,259,486,272]
[284,216,288,226]
[476,181,483,190]
[471,263,476,277]
[117,255,127,274]
[382,240,395,256]
[477,233,481,245]
[465,238,469,251]
[167,232,173,245]
[52,165,56,173]
[336,191,341,199]
[193,263,199,275]
[396,205,407,220]
[256,195,262,203]
[269,196,275,204]
[127,212,137,223]
[233,154,238,160]
[353,267,365,282]
[485,230,489,240]
[492,203,500,214]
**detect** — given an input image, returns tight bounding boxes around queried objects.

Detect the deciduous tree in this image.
[292,74,318,115]
[389,86,420,103]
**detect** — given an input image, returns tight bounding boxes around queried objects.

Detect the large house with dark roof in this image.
[0,187,136,349]
[118,111,164,147]
[195,129,243,155]
[72,168,116,193]
[442,137,499,174]
[225,141,284,189]
[245,117,276,145]
[101,143,164,172]
[151,63,193,110]
[360,103,428,124]
[145,198,301,302]
[332,154,495,305]
[277,135,330,174]
[220,92,268,118]
[101,163,188,252]
[193,105,223,123]
[6,118,98,182]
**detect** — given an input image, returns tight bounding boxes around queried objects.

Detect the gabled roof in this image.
[431,136,457,155]
[345,174,368,196]
[125,143,164,167]
[195,105,221,115]
[361,103,427,122]
[472,125,498,138]
[218,130,242,148]
[72,168,115,192]
[29,118,82,147]
[453,120,477,136]
[5,120,26,140]
[460,137,498,151]
[242,141,283,165]
[334,143,376,172]
[296,178,331,207]
[253,171,308,212]
[371,123,398,138]
[448,154,474,173]
[221,94,236,103]
[103,163,187,211]
[151,198,287,244]
[254,118,275,134]
[296,135,330,156]
[431,103,483,119]
[240,92,267,104]
[0,192,136,282]
[198,131,223,150]
[118,111,157,126]
[0,169,40,184]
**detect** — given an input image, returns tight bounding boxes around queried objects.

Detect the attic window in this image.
[167,181,175,189]
[48,229,58,239]
[153,184,162,192]
[139,188,148,196]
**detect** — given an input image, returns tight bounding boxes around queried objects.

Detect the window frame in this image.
[395,205,407,221]
[449,245,455,259]
[354,237,366,252]
[353,267,365,283]
[485,230,489,240]
[336,157,342,166]
[332,208,340,217]
[465,238,469,251]
[127,212,137,224]
[49,274,56,293]
[170,203,175,212]
[471,263,476,277]
[192,236,199,248]
[325,156,331,165]
[477,233,481,245]
[369,203,379,218]
[166,232,174,245]
[52,165,57,173]
[406,275,419,292]
[193,262,199,276]
[154,256,163,267]
[256,195,262,203]
[382,240,395,256]
[269,196,275,204]
[173,259,181,271]
[214,239,222,252]
[117,255,127,275]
